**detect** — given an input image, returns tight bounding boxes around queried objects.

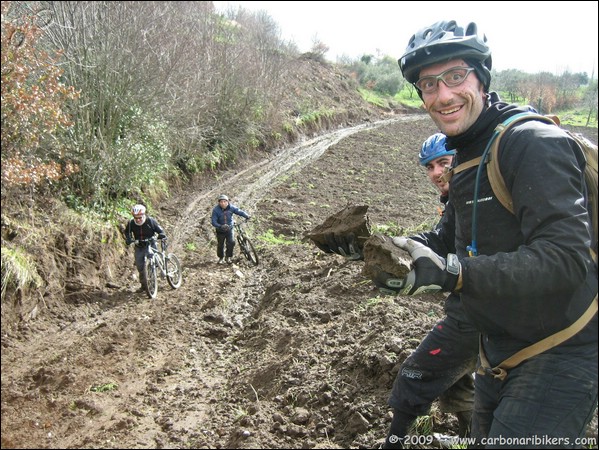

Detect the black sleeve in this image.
[149,217,167,239]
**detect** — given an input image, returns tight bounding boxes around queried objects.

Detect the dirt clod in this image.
[362,233,412,281]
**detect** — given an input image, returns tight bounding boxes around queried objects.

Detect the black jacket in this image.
[413,94,597,359]
[125,216,166,244]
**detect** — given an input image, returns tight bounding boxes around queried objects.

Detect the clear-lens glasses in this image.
[415,67,475,94]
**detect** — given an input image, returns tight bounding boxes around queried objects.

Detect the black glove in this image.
[245,216,251,221]
[158,235,167,242]
[320,232,363,261]
[219,224,230,232]
[369,264,408,296]
[125,237,134,246]
[388,237,461,295]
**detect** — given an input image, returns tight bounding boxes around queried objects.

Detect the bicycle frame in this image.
[234,221,259,266]
[140,238,182,299]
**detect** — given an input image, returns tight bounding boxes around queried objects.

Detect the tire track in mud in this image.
[171,115,426,246]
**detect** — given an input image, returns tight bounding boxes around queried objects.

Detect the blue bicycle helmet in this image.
[419,133,456,166]
[399,20,492,92]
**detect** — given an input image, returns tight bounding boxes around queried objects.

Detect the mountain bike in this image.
[138,238,182,299]
[235,220,259,266]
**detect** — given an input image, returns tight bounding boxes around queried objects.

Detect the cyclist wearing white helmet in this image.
[124,204,167,292]
[211,194,251,264]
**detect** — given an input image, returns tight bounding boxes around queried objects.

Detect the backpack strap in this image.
[485,113,558,214]
[440,113,558,187]
[477,295,598,381]
[440,157,480,183]
[565,131,599,256]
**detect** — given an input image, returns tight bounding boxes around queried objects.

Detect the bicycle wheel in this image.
[240,237,259,266]
[144,257,158,299]
[165,253,182,289]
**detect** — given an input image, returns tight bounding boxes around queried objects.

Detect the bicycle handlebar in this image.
[131,237,167,246]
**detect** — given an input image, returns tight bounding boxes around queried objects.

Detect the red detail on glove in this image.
[429,348,441,355]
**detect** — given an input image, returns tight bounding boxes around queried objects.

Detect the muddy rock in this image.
[362,233,412,282]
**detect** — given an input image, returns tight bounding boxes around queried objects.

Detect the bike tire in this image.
[165,253,182,289]
[144,258,158,298]
[241,238,259,266]
[144,257,158,299]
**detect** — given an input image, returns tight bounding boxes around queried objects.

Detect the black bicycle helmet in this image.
[399,20,492,91]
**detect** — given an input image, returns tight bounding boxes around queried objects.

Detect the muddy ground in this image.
[1,115,597,449]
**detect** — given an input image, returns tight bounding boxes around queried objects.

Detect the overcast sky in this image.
[214,1,598,77]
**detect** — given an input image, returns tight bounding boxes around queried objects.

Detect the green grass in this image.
[394,85,423,109]
[553,109,598,127]
[1,246,42,301]
[258,229,298,246]
[90,382,118,393]
[358,88,389,108]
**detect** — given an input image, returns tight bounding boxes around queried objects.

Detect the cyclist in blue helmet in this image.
[420,133,456,208]
[419,133,455,166]
[382,134,476,448]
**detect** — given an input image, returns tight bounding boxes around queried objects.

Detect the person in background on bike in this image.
[211,194,251,264]
[124,204,167,292]
[383,133,477,447]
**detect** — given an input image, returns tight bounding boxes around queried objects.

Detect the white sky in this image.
[214,1,598,77]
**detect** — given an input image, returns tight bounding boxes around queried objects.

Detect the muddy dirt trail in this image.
[2,115,597,449]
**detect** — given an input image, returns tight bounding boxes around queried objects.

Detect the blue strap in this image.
[468,112,536,256]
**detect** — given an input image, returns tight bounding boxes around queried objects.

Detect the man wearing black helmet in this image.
[378,20,597,447]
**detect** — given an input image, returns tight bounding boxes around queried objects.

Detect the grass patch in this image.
[372,216,439,237]
[90,382,118,393]
[1,246,42,301]
[258,229,298,246]
[394,85,423,109]
[358,88,389,108]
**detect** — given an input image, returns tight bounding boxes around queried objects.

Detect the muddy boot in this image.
[383,409,416,449]
[456,410,472,438]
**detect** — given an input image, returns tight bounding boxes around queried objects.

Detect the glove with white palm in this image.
[382,237,461,295]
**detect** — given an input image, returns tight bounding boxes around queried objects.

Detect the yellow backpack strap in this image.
[440,157,481,183]
[478,295,598,381]
[565,130,599,256]
[487,113,558,214]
